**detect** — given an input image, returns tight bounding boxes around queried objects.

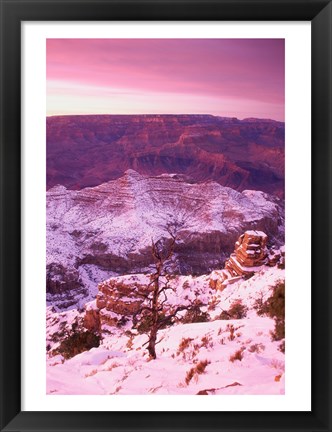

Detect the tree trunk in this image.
[147,270,160,359]
[147,325,158,359]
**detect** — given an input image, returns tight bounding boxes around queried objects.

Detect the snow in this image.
[245,230,267,237]
[67,348,125,366]
[46,266,285,395]
[47,316,284,395]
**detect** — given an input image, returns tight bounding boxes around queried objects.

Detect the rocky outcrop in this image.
[210,231,277,290]
[46,263,84,295]
[83,304,101,333]
[47,114,284,197]
[96,277,149,316]
[225,231,268,276]
[88,275,151,329]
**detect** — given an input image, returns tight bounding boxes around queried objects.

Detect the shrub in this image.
[253,296,270,316]
[185,360,210,385]
[219,310,231,320]
[267,281,285,319]
[253,280,285,346]
[136,312,170,334]
[177,337,193,355]
[248,343,265,353]
[267,281,285,341]
[54,330,100,360]
[229,347,245,362]
[185,368,195,385]
[229,300,248,319]
[278,340,285,353]
[195,359,210,374]
[271,318,285,341]
[182,306,210,324]
[200,335,213,349]
[219,300,248,320]
[227,324,236,341]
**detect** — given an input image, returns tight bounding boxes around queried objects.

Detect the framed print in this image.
[0,0,331,431]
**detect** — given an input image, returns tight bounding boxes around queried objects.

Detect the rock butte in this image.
[210,231,284,290]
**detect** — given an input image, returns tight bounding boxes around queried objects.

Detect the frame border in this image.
[1,0,331,431]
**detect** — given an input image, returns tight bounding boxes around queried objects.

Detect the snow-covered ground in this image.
[46,266,285,395]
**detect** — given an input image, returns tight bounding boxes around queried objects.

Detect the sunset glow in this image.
[47,39,284,121]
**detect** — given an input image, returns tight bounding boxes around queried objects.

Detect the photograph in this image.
[45,38,286,395]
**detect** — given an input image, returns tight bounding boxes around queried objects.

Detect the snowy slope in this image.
[47,266,285,395]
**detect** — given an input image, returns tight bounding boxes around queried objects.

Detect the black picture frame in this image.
[0,0,331,431]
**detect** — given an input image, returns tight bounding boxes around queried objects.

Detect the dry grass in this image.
[126,335,134,350]
[177,337,193,354]
[105,361,120,371]
[248,343,265,353]
[85,368,98,378]
[200,335,213,349]
[185,360,210,385]
[227,324,236,341]
[229,347,245,362]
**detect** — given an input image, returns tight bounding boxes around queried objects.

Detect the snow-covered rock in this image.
[47,171,284,309]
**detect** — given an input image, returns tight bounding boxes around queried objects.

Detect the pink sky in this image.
[46,39,284,121]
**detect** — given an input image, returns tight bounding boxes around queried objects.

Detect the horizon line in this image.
[46,113,284,123]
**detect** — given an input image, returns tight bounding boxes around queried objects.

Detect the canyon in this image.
[46,114,286,395]
[47,114,284,197]
[46,170,284,309]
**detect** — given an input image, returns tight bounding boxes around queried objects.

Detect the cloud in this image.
[46,39,284,120]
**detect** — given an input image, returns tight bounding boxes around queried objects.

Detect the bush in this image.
[54,330,100,360]
[253,296,270,316]
[220,300,248,320]
[278,340,285,353]
[136,312,171,334]
[248,343,265,353]
[182,306,210,324]
[255,280,285,345]
[229,347,245,362]
[267,281,285,341]
[271,318,285,341]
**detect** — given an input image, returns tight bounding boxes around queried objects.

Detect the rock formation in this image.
[92,275,150,329]
[225,230,268,276]
[210,231,271,290]
[46,171,284,308]
[47,114,285,197]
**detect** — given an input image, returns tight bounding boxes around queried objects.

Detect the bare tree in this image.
[133,231,194,359]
